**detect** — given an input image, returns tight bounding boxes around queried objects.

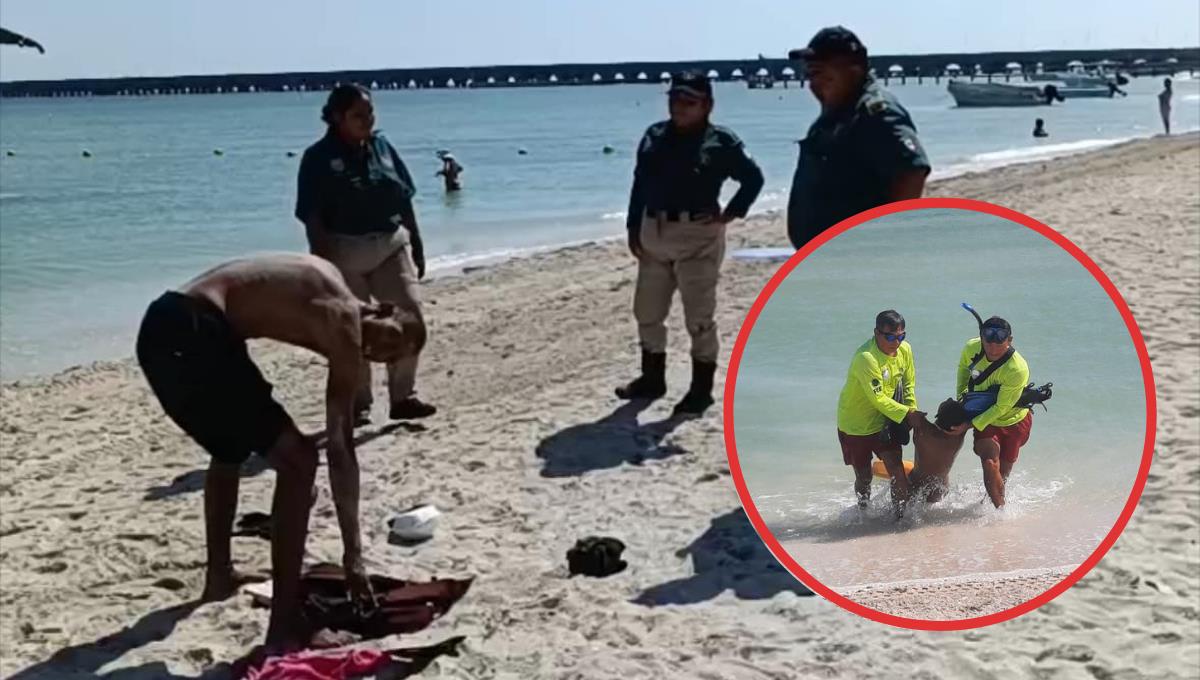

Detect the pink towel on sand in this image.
[244,648,390,680]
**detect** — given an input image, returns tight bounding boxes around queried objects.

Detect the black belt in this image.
[645,209,714,222]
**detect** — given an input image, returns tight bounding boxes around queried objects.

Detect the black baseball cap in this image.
[789,26,868,64]
[668,71,712,99]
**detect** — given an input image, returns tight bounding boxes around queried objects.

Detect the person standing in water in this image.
[836,310,925,511]
[296,83,437,423]
[1033,118,1049,138]
[436,152,463,192]
[945,316,1032,509]
[617,71,763,417]
[1159,78,1173,135]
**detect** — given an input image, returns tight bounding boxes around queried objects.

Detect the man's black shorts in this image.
[136,291,291,464]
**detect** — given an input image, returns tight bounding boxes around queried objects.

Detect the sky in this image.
[1,0,1198,82]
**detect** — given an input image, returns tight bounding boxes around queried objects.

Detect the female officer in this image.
[295,83,436,422]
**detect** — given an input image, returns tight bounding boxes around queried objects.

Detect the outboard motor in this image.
[1042,84,1065,104]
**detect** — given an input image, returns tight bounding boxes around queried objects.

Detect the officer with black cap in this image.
[787,26,931,250]
[617,71,764,416]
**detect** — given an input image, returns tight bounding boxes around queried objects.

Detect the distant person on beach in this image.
[836,310,925,510]
[943,316,1032,508]
[296,83,437,423]
[786,26,931,250]
[436,152,463,192]
[1159,78,1173,135]
[135,253,423,651]
[618,71,764,416]
[1033,118,1048,138]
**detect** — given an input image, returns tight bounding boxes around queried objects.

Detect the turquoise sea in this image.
[1,75,1197,378]
[731,208,1149,587]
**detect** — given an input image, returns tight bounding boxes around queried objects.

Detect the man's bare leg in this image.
[976,439,1005,508]
[201,460,250,601]
[879,452,911,513]
[264,425,319,651]
[999,458,1015,481]
[853,463,872,507]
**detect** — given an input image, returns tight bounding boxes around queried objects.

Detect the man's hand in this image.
[945,422,971,436]
[410,236,427,280]
[343,553,377,615]
[904,410,927,428]
[628,231,643,259]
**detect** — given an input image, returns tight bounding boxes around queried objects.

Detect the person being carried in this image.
[836,310,925,511]
[135,253,424,651]
[904,398,972,503]
[944,316,1033,508]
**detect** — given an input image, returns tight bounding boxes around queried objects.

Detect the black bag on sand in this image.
[567,536,628,577]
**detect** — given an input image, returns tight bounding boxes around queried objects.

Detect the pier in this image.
[1,48,1196,98]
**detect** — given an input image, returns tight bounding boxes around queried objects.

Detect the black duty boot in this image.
[615,350,667,400]
[673,360,717,417]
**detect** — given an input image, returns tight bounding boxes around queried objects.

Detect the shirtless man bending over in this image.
[135,253,423,649]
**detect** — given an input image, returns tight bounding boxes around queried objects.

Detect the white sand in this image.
[1,134,1197,679]
[839,566,1078,621]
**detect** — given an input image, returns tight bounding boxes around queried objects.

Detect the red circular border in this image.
[722,197,1157,631]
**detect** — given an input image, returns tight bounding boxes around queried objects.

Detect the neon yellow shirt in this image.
[837,338,917,436]
[956,337,1030,430]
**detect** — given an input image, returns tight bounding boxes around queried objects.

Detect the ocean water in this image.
[0,75,1197,379]
[730,208,1149,589]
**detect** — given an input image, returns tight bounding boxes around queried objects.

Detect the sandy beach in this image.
[1,133,1197,678]
[839,566,1078,621]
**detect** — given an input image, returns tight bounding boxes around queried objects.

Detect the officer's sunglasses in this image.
[982,326,1010,343]
[875,329,906,343]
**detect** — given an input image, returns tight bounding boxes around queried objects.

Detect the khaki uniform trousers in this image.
[323,228,424,409]
[633,212,725,363]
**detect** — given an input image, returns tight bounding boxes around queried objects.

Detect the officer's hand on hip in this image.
[410,236,427,280]
[628,232,643,259]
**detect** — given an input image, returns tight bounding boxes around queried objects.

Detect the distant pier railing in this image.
[2,48,1197,98]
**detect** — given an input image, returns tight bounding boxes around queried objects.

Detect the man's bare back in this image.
[907,399,970,503]
[137,253,417,651]
[181,253,362,359]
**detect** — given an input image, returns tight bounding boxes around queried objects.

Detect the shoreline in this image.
[5,130,1196,386]
[0,133,1196,678]
[837,565,1079,620]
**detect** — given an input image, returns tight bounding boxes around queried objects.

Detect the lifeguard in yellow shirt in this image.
[945,316,1032,509]
[836,310,926,509]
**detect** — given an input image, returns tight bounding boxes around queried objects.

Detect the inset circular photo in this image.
[724,198,1154,629]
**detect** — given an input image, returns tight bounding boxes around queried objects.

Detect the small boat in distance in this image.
[948,80,1064,107]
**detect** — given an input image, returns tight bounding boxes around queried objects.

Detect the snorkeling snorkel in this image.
[962,302,984,337]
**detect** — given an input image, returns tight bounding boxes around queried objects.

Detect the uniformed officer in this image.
[296,83,437,423]
[786,26,931,250]
[617,71,764,416]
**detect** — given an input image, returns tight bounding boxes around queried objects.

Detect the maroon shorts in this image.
[838,430,901,467]
[974,412,1033,463]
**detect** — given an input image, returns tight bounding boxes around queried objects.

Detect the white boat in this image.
[1029,72,1109,87]
[948,80,1062,107]
[1030,72,1117,98]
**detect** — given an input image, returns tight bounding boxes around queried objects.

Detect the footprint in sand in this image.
[1035,644,1096,663]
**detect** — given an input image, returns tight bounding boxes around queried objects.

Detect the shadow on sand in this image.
[536,401,688,478]
[633,509,813,606]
